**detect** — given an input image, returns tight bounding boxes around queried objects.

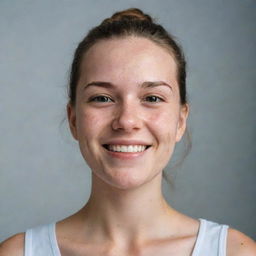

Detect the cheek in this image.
[149,110,179,167]
[76,111,104,163]
[76,110,103,137]
[148,108,179,141]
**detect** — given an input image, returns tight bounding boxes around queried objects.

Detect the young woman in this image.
[1,8,255,256]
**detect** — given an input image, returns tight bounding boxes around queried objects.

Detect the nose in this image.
[112,101,143,132]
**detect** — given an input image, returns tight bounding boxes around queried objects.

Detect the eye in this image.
[89,95,113,103]
[144,95,163,103]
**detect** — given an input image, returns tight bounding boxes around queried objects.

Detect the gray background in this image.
[1,0,255,242]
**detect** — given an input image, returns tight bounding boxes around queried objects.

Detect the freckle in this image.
[240,242,244,246]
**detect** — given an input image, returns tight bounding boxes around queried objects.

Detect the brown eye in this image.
[144,95,163,103]
[90,96,113,103]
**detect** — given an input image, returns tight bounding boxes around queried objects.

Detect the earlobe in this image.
[67,103,78,140]
[176,103,189,142]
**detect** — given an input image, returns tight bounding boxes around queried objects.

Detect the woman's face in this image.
[68,36,189,190]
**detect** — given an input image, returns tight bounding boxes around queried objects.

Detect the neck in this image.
[79,172,177,246]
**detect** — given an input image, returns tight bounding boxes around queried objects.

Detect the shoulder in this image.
[0,233,25,256]
[227,228,256,256]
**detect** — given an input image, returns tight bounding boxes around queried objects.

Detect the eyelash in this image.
[143,95,164,103]
[88,95,164,103]
[89,95,113,103]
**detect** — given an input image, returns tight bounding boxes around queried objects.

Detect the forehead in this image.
[79,36,178,86]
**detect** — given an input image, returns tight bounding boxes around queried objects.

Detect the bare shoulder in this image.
[227,228,256,256]
[0,233,25,256]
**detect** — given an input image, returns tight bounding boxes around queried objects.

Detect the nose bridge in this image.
[112,97,141,131]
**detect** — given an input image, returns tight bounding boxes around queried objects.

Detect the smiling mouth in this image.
[103,144,151,153]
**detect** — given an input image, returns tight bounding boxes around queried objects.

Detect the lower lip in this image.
[103,147,150,160]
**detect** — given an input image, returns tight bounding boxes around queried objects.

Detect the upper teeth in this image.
[108,145,147,153]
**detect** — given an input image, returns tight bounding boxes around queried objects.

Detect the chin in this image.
[95,166,160,191]
[107,179,149,191]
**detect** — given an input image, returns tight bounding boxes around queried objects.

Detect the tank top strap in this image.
[25,228,32,256]
[192,218,229,256]
[218,223,229,256]
[25,222,61,256]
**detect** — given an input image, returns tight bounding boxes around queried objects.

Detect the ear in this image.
[175,103,189,142]
[67,103,78,140]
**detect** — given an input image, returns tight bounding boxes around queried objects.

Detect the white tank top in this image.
[25,218,229,256]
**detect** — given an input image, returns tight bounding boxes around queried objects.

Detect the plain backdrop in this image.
[0,0,255,241]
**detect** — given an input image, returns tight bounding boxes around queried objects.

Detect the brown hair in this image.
[68,8,187,106]
[68,8,191,185]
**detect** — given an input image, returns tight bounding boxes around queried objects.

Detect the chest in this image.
[58,236,197,256]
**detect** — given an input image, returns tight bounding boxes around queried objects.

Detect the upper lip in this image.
[102,140,152,146]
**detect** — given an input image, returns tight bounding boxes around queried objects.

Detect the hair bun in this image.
[104,8,153,24]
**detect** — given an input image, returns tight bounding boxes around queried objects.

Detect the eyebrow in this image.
[83,81,173,91]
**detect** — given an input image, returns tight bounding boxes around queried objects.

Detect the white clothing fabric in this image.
[25,218,229,255]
